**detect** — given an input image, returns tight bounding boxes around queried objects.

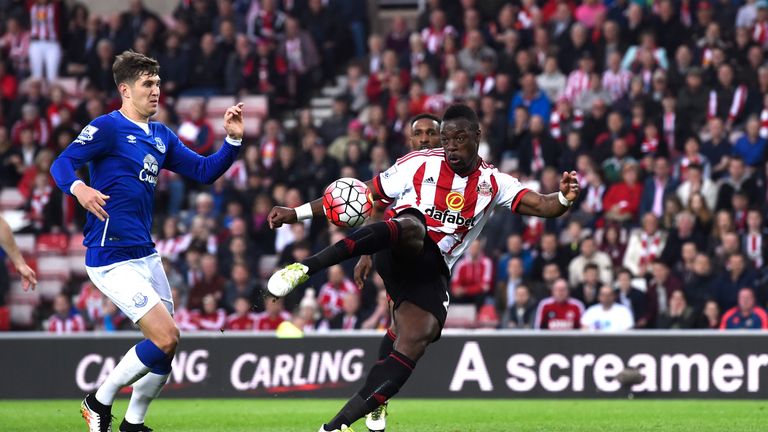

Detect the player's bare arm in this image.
[516,171,580,218]
[0,216,37,291]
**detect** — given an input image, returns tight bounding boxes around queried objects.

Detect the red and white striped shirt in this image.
[602,69,632,101]
[29,1,60,42]
[193,309,226,331]
[373,148,529,270]
[48,313,86,333]
[564,70,591,102]
[318,279,358,319]
[225,313,259,331]
[420,25,457,54]
[760,109,768,139]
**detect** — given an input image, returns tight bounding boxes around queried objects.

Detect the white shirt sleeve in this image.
[374,153,428,200]
[494,172,531,213]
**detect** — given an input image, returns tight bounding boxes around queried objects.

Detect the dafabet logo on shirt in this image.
[445,191,465,211]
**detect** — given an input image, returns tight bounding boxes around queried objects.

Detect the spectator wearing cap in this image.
[509,73,551,126]
[720,288,768,329]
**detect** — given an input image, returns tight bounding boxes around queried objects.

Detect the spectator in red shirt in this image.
[534,278,585,330]
[193,294,226,331]
[225,296,258,331]
[255,296,292,331]
[603,161,644,223]
[48,294,86,333]
[178,100,216,156]
[318,265,358,319]
[187,253,226,311]
[451,239,493,308]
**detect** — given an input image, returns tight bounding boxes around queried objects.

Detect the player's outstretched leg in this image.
[319,302,439,432]
[365,328,397,432]
[268,214,425,297]
[81,304,178,432]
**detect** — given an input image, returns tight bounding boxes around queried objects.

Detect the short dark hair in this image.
[442,104,479,129]
[411,113,441,127]
[113,50,160,87]
[584,263,599,272]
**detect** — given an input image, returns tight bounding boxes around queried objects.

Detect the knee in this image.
[155,325,180,354]
[394,331,431,361]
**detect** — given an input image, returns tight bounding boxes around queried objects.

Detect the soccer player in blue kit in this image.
[50,51,245,432]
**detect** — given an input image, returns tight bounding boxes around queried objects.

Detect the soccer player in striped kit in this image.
[267,104,580,432]
[50,51,245,432]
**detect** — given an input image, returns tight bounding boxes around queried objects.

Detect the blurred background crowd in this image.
[0,0,767,333]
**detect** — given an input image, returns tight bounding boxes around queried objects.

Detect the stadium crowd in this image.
[1,0,768,333]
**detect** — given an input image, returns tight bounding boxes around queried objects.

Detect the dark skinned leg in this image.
[324,301,438,430]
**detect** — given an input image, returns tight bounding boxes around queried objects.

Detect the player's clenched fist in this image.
[73,182,110,221]
[268,206,298,229]
[223,102,245,140]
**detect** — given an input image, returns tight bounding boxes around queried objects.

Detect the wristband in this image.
[294,203,314,221]
[558,191,572,207]
[70,180,85,195]
[225,136,243,146]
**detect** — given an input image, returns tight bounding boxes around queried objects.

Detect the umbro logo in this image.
[127,135,137,144]
[424,177,435,184]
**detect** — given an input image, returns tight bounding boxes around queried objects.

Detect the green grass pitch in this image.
[1,399,766,431]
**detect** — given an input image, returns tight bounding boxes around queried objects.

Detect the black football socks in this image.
[302,220,402,275]
[377,329,396,360]
[325,350,415,430]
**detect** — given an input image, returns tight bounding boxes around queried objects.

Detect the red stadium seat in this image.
[176,96,205,118]
[13,233,36,255]
[36,233,69,255]
[206,96,236,117]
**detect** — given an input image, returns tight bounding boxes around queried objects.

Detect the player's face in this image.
[410,118,441,150]
[126,73,161,118]
[441,119,480,175]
